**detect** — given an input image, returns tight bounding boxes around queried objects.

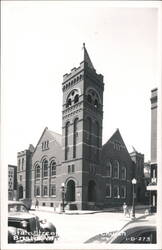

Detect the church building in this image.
[17,44,143,210]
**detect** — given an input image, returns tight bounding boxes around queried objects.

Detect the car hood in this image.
[8,212,36,220]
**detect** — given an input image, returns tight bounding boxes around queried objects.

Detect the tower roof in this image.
[83,43,95,71]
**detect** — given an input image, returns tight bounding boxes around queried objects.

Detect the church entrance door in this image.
[88,180,96,202]
[66,180,75,202]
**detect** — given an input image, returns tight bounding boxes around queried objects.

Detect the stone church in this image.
[17,44,145,210]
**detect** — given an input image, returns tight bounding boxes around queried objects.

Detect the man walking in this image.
[35,198,39,210]
[123,202,129,217]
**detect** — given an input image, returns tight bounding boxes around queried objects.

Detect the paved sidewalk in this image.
[31,204,149,216]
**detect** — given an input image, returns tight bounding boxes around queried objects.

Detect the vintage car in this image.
[8,201,57,243]
[85,214,156,244]
[107,214,156,244]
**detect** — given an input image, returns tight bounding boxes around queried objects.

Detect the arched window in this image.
[42,159,48,178]
[51,184,56,196]
[86,117,92,144]
[51,161,56,176]
[43,186,48,196]
[113,185,119,198]
[106,161,112,177]
[94,121,99,145]
[106,184,111,198]
[35,165,40,179]
[73,118,79,158]
[65,121,70,160]
[86,89,100,109]
[18,159,21,171]
[93,121,100,161]
[66,89,80,108]
[113,160,119,178]
[121,185,126,198]
[121,167,126,180]
[22,158,24,170]
[85,117,92,158]
[36,186,40,196]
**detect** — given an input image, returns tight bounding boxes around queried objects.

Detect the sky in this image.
[1,1,160,166]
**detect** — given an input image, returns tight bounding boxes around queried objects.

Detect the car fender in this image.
[8,226,17,243]
[40,221,56,234]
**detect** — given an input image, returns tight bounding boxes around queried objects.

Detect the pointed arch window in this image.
[22,158,24,170]
[43,186,48,196]
[106,161,112,177]
[113,160,119,179]
[86,117,92,159]
[121,166,126,180]
[106,184,111,198]
[36,186,40,196]
[94,121,100,161]
[113,185,119,198]
[42,159,48,178]
[73,118,79,158]
[51,184,56,196]
[18,159,21,172]
[121,185,126,198]
[51,160,56,176]
[65,121,70,160]
[35,165,40,179]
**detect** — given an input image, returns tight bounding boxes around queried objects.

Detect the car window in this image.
[122,229,156,244]
[8,204,28,212]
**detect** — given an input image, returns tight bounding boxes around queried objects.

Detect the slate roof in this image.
[48,129,62,146]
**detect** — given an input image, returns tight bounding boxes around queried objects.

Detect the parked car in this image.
[8,201,57,243]
[85,214,156,244]
[108,215,156,244]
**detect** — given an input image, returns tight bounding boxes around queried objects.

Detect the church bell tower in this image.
[61,44,104,209]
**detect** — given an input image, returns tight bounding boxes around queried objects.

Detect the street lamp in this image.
[61,183,65,213]
[131,178,137,219]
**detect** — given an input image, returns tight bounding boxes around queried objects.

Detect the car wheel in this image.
[43,229,54,243]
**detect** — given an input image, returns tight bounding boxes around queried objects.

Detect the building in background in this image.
[147,88,158,212]
[17,144,34,200]
[130,148,148,204]
[8,165,17,200]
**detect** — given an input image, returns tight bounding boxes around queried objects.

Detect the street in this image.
[30,209,134,244]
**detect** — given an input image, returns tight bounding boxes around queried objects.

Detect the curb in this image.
[30,206,149,216]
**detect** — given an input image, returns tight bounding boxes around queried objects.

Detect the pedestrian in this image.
[123,202,129,217]
[35,198,39,210]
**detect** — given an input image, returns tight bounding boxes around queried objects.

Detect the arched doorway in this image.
[66,180,75,202]
[88,180,96,202]
[19,185,23,199]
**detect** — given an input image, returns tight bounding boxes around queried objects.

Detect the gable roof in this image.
[32,127,62,155]
[102,128,129,154]
[48,129,62,146]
